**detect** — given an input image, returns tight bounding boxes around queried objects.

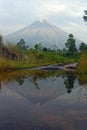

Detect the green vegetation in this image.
[78,73,87,85]
[0,32,87,86]
[65,34,77,53]
[0,32,87,79]
[83,10,87,22]
[79,42,87,52]
[77,52,87,74]
[74,11,87,85]
[0,34,79,71]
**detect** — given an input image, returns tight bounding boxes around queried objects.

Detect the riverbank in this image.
[0,49,77,72]
[0,62,78,72]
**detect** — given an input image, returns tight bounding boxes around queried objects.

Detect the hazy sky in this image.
[0,0,87,43]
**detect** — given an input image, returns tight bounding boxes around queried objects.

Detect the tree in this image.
[65,34,77,53]
[6,42,21,60]
[0,35,4,56]
[79,42,87,52]
[42,47,48,52]
[0,35,2,43]
[34,43,42,51]
[83,10,87,22]
[16,39,29,50]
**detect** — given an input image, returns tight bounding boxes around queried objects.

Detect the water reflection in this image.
[64,72,77,94]
[0,70,87,130]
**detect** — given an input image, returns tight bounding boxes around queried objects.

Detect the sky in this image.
[0,0,87,43]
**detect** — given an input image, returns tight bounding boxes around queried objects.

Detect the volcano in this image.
[4,19,81,49]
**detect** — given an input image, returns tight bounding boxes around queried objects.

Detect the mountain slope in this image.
[4,20,81,49]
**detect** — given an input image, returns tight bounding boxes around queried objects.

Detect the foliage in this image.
[0,35,2,43]
[78,73,87,85]
[64,34,78,58]
[16,39,29,50]
[0,35,4,55]
[0,35,79,71]
[83,10,87,22]
[42,47,48,52]
[79,42,87,52]
[65,34,77,53]
[34,43,42,51]
[77,52,87,73]
[7,42,21,54]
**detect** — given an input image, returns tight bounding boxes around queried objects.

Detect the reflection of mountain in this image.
[1,72,87,130]
[1,76,84,106]
[57,86,87,104]
[2,77,66,105]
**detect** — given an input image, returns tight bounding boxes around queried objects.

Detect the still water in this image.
[0,69,87,130]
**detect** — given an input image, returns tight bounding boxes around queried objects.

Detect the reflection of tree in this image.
[30,71,61,90]
[31,71,63,90]
[33,81,40,90]
[15,72,40,90]
[16,75,28,85]
[0,81,1,89]
[31,72,42,90]
[1,70,66,91]
[64,72,76,94]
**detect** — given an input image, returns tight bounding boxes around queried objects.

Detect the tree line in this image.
[0,33,87,61]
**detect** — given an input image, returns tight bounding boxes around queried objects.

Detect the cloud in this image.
[0,0,87,42]
[44,4,67,12]
[61,22,87,43]
[0,0,85,21]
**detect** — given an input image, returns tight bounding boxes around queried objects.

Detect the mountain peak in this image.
[38,19,46,23]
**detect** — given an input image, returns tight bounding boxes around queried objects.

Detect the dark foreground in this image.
[0,69,87,130]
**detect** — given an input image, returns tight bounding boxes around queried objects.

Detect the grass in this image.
[76,52,87,85]
[77,52,87,74]
[0,51,77,71]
